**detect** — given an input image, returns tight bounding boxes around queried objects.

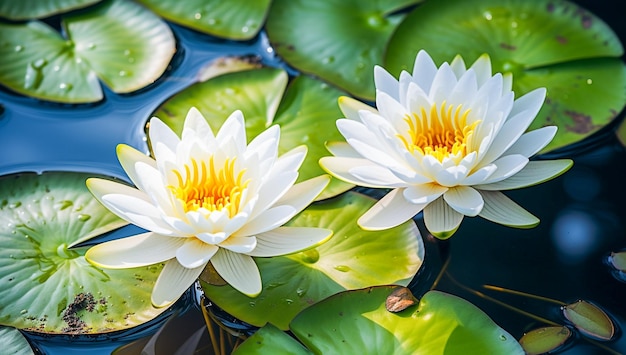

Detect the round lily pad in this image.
[0,0,175,103]
[0,0,101,20]
[385,0,626,153]
[135,0,271,40]
[150,66,352,199]
[290,287,524,354]
[202,192,424,330]
[0,326,34,355]
[0,172,168,334]
[265,0,424,101]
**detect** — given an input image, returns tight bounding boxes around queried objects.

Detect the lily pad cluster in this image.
[0,0,175,103]
[232,287,524,354]
[0,172,169,334]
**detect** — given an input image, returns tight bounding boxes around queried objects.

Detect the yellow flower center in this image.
[170,157,249,216]
[399,101,479,163]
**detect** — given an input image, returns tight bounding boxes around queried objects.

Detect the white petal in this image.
[338,96,378,121]
[152,259,205,307]
[247,227,333,257]
[358,188,426,231]
[376,91,408,126]
[219,235,257,253]
[448,68,478,106]
[443,186,484,216]
[196,231,228,244]
[116,144,156,189]
[402,183,447,204]
[251,171,298,218]
[449,54,467,78]
[435,165,470,187]
[478,190,539,228]
[503,126,557,158]
[182,107,214,141]
[236,205,297,237]
[85,232,183,268]
[325,141,361,158]
[475,159,572,191]
[423,196,464,239]
[412,50,438,93]
[429,62,458,102]
[211,249,262,297]
[508,87,546,120]
[349,165,409,187]
[468,53,492,87]
[374,65,400,101]
[477,154,529,185]
[273,175,330,212]
[176,238,219,268]
[478,109,542,164]
[246,125,280,162]
[149,117,181,153]
[461,164,497,185]
[320,156,400,188]
[87,178,175,235]
[216,110,247,151]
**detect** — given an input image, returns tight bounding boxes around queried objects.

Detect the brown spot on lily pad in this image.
[61,292,104,334]
[555,35,568,44]
[564,110,601,134]
[499,43,516,51]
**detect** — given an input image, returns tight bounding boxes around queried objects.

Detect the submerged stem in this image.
[482,284,565,306]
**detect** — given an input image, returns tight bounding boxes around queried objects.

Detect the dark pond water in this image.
[1,0,626,354]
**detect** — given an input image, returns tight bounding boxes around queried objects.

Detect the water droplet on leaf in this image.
[334,265,350,272]
[77,214,91,222]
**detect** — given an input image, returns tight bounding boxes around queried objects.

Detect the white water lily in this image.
[319,50,572,239]
[86,108,332,307]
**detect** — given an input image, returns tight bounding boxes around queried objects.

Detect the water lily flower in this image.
[86,108,332,307]
[319,50,572,239]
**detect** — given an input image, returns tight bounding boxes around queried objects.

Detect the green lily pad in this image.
[0,0,101,20]
[0,0,175,103]
[290,287,524,354]
[265,0,423,101]
[519,326,572,355]
[0,326,34,355]
[135,0,271,40]
[151,66,352,199]
[0,172,168,334]
[232,323,311,355]
[562,300,615,341]
[385,0,626,153]
[202,192,424,330]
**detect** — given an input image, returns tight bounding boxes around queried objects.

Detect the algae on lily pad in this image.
[290,287,524,354]
[266,0,423,101]
[150,66,352,199]
[135,0,271,40]
[202,192,424,330]
[0,172,168,334]
[0,0,101,20]
[0,0,175,103]
[385,0,626,153]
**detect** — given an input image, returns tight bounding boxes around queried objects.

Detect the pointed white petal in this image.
[152,259,205,307]
[116,144,156,188]
[503,126,557,158]
[443,186,484,216]
[247,227,333,257]
[85,232,183,268]
[475,159,573,191]
[412,50,438,92]
[325,141,361,158]
[376,91,408,125]
[449,54,467,78]
[216,110,247,149]
[176,239,219,268]
[273,175,330,211]
[508,87,546,119]
[338,96,378,121]
[219,235,257,253]
[211,249,262,297]
[349,165,409,187]
[148,117,180,152]
[478,190,539,228]
[402,183,447,204]
[320,156,398,188]
[429,62,458,102]
[236,205,296,237]
[374,65,400,100]
[87,178,175,235]
[469,53,492,87]
[477,154,529,185]
[435,165,470,187]
[358,188,425,230]
[247,125,280,161]
[423,197,464,239]
[182,107,213,140]
[462,164,497,185]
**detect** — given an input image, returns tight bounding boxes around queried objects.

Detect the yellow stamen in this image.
[170,157,249,216]
[398,101,479,163]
